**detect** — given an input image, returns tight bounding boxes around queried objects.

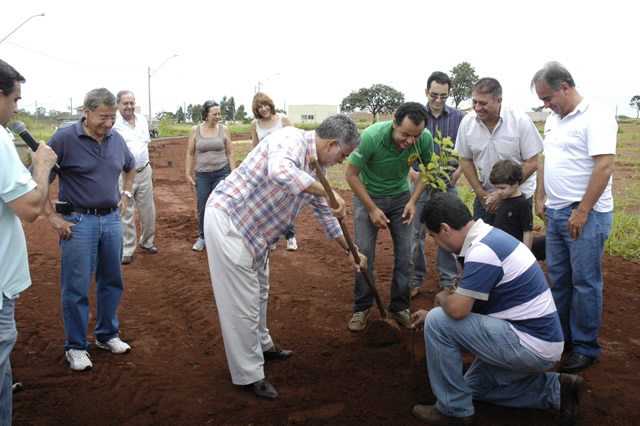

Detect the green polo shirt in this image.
[348,120,433,196]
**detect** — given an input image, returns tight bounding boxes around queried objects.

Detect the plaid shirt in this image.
[208,126,342,269]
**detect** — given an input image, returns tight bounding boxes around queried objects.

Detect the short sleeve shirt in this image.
[493,194,533,242]
[455,105,543,198]
[48,119,135,208]
[542,98,617,212]
[0,128,37,308]
[348,120,433,196]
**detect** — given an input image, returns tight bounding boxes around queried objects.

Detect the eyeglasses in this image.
[428,93,449,100]
[97,114,117,121]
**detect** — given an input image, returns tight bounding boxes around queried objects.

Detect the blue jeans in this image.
[0,298,17,424]
[60,211,125,350]
[352,191,412,313]
[411,183,459,288]
[546,205,612,358]
[284,224,295,240]
[196,163,231,239]
[424,308,560,417]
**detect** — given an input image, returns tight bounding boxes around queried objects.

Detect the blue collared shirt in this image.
[47,119,135,208]
[411,104,466,178]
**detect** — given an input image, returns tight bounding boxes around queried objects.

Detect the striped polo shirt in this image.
[457,220,564,361]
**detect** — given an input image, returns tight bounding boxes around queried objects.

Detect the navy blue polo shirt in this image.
[411,104,466,179]
[48,119,135,208]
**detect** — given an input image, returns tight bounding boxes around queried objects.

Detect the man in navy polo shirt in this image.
[43,88,136,371]
[411,193,584,425]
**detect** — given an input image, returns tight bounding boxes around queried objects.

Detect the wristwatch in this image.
[121,190,133,199]
[345,244,359,256]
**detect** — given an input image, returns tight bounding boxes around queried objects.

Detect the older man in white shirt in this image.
[114,90,157,264]
[456,77,543,225]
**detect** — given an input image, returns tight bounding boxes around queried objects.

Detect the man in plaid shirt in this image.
[205,114,366,400]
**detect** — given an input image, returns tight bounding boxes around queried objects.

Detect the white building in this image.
[288,105,337,124]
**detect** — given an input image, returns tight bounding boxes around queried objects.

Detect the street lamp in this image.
[0,13,45,45]
[255,73,280,93]
[147,54,178,127]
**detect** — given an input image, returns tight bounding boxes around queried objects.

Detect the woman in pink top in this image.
[250,92,298,251]
[186,100,235,251]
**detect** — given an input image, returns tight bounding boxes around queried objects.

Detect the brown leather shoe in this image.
[412,404,474,425]
[555,374,584,425]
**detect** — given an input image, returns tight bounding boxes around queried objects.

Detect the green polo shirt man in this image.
[346,102,433,331]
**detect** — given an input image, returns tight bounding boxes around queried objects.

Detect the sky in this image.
[3,0,639,120]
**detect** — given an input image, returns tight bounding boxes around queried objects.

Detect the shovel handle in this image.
[309,156,388,319]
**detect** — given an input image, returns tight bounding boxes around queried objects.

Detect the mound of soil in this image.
[12,138,640,425]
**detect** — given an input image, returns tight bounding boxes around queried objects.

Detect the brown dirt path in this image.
[12,138,640,425]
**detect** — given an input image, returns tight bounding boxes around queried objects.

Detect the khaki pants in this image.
[204,206,273,385]
[119,165,156,257]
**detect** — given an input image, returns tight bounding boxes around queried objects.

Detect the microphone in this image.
[10,120,60,173]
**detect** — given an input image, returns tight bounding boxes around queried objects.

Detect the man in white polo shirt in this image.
[532,62,616,374]
[456,77,543,225]
[114,90,157,264]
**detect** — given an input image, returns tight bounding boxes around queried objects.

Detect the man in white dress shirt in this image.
[114,90,157,264]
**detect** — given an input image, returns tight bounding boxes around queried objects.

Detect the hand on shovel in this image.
[328,190,347,220]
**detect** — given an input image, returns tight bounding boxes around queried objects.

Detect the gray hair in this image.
[116,90,134,104]
[84,88,116,111]
[315,114,361,148]
[473,77,502,101]
[530,61,576,91]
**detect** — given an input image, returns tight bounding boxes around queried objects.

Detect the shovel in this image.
[310,157,398,330]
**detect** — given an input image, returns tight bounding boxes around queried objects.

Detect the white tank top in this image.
[255,114,284,142]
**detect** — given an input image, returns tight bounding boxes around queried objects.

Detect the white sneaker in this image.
[66,349,93,371]
[192,238,205,251]
[96,337,131,354]
[286,237,298,251]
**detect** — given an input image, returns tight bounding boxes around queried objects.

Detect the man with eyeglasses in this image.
[456,77,542,225]
[113,90,157,265]
[43,88,136,371]
[408,71,466,298]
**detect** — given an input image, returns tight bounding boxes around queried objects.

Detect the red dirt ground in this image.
[12,138,640,425]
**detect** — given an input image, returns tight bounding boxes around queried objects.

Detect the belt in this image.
[136,162,149,173]
[72,206,118,216]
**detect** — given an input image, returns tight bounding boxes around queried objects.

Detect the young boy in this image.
[489,159,534,249]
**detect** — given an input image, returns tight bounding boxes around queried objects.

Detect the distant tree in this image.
[36,106,46,117]
[47,109,64,118]
[175,106,185,123]
[630,95,640,119]
[190,104,203,124]
[340,84,404,123]
[450,62,478,108]
[235,104,252,124]
[155,111,174,121]
[531,106,544,112]
[220,96,236,121]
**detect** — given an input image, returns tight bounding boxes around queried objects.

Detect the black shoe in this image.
[263,346,293,361]
[12,378,23,393]
[554,374,584,425]
[140,245,158,254]
[121,256,133,265]
[246,378,278,400]
[560,352,596,373]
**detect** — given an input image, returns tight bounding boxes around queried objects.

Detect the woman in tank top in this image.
[250,92,298,251]
[250,92,293,148]
[185,100,235,251]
